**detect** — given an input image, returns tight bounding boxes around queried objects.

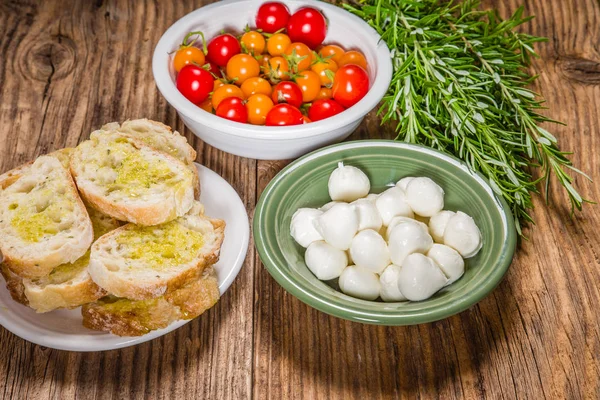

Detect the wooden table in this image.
[0,0,598,398]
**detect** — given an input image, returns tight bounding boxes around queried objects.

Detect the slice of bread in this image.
[0,156,93,278]
[0,148,73,190]
[88,202,225,300]
[82,266,220,336]
[21,206,120,313]
[95,119,200,198]
[70,133,195,225]
[0,263,28,306]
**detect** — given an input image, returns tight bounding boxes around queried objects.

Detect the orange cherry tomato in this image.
[199,98,213,113]
[267,33,292,56]
[212,84,245,109]
[285,42,313,72]
[173,47,206,73]
[246,94,275,125]
[241,77,273,97]
[241,31,266,55]
[226,54,260,85]
[315,87,333,100]
[338,50,368,70]
[295,70,321,102]
[213,79,225,92]
[311,58,338,86]
[266,56,290,82]
[319,45,345,64]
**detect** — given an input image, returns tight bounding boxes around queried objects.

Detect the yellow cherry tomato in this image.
[241,31,266,55]
[213,79,225,92]
[315,87,333,100]
[246,94,274,125]
[285,42,313,72]
[295,70,321,102]
[267,33,292,56]
[226,54,260,85]
[338,50,368,70]
[173,47,206,73]
[199,98,213,113]
[319,45,345,65]
[212,84,245,109]
[241,77,273,97]
[266,56,290,82]
[311,58,338,86]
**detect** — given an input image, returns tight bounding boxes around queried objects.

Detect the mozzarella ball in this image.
[365,193,380,201]
[379,264,407,302]
[405,177,445,217]
[349,229,390,274]
[305,241,348,280]
[314,203,359,250]
[396,176,415,192]
[351,198,383,231]
[375,187,414,225]
[386,216,427,240]
[427,244,464,285]
[290,208,323,248]
[388,220,434,265]
[328,162,370,202]
[338,265,381,301]
[397,253,447,301]
[443,211,482,258]
[428,210,456,243]
[320,201,342,212]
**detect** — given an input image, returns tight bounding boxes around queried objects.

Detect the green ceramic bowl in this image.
[254,141,517,325]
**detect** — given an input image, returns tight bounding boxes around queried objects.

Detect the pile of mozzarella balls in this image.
[290,162,482,302]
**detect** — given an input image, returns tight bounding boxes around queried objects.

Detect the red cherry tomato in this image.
[216,97,248,123]
[207,61,223,78]
[176,65,213,104]
[308,99,345,121]
[271,81,303,108]
[265,104,304,126]
[255,2,291,33]
[332,64,369,108]
[207,34,241,67]
[286,7,327,49]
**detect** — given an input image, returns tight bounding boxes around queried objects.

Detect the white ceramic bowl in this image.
[153,0,392,160]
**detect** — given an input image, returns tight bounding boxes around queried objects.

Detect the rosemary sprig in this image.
[343,0,592,235]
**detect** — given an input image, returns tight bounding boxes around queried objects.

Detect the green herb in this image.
[343,0,592,235]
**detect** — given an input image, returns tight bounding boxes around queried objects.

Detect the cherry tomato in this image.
[173,47,205,73]
[212,84,245,109]
[241,31,266,55]
[338,50,367,70]
[258,54,272,70]
[267,33,292,56]
[213,79,225,92]
[176,65,213,104]
[287,7,327,49]
[241,77,273,97]
[308,99,345,121]
[295,70,321,102]
[315,87,332,100]
[332,64,369,108]
[265,103,304,126]
[265,56,290,82]
[199,98,213,113]
[207,61,223,78]
[271,81,303,108]
[207,34,241,67]
[285,42,314,72]
[226,54,260,84]
[311,58,338,86]
[246,94,274,125]
[255,2,291,34]
[216,97,248,123]
[319,44,345,64]
[303,115,311,124]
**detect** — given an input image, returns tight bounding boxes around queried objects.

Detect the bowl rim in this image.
[152,0,393,140]
[253,140,517,325]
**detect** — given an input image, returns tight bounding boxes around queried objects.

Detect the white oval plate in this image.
[0,164,249,351]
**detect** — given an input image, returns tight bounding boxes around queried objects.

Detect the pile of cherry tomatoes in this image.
[172,2,370,126]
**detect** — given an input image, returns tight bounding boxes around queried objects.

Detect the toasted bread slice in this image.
[70,133,195,225]
[96,119,200,198]
[0,156,93,278]
[21,206,120,313]
[0,263,28,306]
[88,202,225,300]
[0,148,73,190]
[82,266,220,336]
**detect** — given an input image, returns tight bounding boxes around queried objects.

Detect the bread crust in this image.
[0,264,29,306]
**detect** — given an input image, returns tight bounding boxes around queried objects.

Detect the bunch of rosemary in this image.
[343,0,591,234]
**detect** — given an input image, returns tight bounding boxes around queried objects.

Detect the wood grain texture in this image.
[0,0,598,399]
